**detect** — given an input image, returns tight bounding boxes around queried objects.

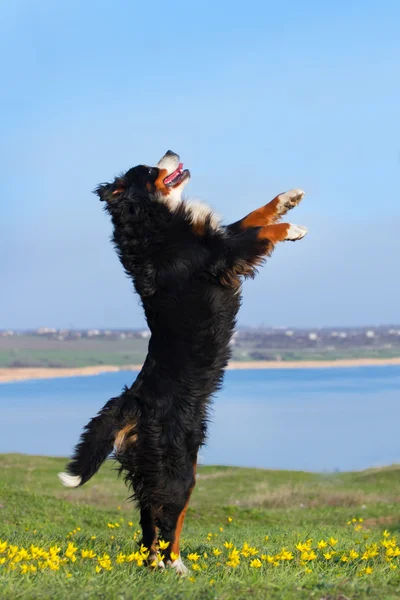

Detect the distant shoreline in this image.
[1,357,400,383]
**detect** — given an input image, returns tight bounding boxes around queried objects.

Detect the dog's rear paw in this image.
[58,472,82,487]
[285,224,308,241]
[276,189,305,215]
[166,555,189,576]
[149,554,165,569]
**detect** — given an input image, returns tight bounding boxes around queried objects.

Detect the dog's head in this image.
[95,150,190,206]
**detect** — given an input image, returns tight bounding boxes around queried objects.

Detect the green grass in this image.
[1,455,400,599]
[1,335,400,368]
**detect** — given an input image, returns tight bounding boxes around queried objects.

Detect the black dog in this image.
[59,151,307,574]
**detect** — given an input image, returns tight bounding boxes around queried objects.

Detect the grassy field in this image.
[1,455,400,599]
[1,335,400,368]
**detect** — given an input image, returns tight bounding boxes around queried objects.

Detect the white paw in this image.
[149,554,165,569]
[166,555,189,576]
[58,472,82,488]
[276,189,305,214]
[285,224,308,241]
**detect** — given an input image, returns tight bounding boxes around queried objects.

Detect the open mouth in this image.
[163,163,189,187]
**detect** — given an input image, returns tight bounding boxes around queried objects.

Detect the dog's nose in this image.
[165,150,176,156]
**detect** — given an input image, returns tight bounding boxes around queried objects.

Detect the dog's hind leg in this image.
[157,462,197,576]
[139,504,162,567]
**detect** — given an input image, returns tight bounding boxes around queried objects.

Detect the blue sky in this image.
[1,0,399,329]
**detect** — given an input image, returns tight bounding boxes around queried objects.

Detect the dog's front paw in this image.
[284,224,308,241]
[166,555,189,576]
[276,189,305,216]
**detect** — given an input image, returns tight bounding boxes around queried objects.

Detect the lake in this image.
[1,366,399,472]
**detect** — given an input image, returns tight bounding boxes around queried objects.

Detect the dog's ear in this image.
[94,178,126,201]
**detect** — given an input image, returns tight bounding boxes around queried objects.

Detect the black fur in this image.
[63,155,275,558]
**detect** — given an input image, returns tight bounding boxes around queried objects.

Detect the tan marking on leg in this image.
[241,189,305,228]
[170,461,197,558]
[258,223,292,244]
[258,223,308,244]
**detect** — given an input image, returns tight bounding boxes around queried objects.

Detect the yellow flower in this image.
[301,550,317,562]
[250,558,262,568]
[95,565,102,573]
[66,573,72,578]
[81,549,96,559]
[390,564,397,570]
[324,552,334,560]
[263,554,276,564]
[188,576,196,583]
[158,540,170,550]
[349,550,359,560]
[226,547,240,567]
[241,542,251,557]
[209,579,216,586]
[354,525,362,532]
[317,540,327,549]
[125,553,136,563]
[203,552,208,558]
[128,522,133,527]
[8,545,18,559]
[329,537,338,546]
[212,548,222,556]
[227,517,233,523]
[0,541,8,554]
[47,559,60,571]
[383,530,391,538]
[116,553,126,564]
[296,540,312,552]
[265,535,269,542]
[276,549,294,561]
[341,555,349,562]
[226,559,240,568]
[187,553,200,562]
[65,543,78,558]
[365,566,373,575]
[219,527,224,532]
[98,558,112,570]
[170,551,179,561]
[305,567,312,574]
[0,558,6,565]
[110,535,115,540]
[224,541,233,549]
[91,536,96,540]
[192,564,201,571]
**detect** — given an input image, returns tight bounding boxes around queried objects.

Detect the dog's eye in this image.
[148,167,156,175]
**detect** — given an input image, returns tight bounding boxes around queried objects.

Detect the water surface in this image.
[1,367,399,471]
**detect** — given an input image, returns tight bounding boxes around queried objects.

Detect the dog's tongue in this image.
[164,163,183,185]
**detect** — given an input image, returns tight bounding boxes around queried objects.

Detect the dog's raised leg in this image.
[227,189,305,232]
[221,189,307,286]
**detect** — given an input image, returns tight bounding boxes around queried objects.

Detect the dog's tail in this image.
[58,396,123,488]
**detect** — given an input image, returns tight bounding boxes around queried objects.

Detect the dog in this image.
[58,150,307,574]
